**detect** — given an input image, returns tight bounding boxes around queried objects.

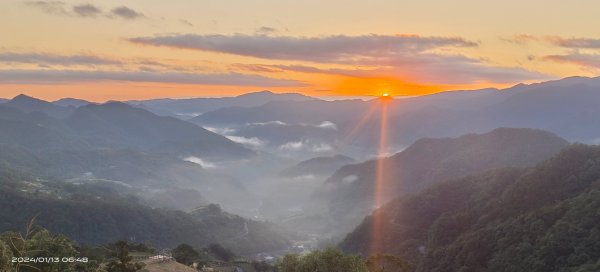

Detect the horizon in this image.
[3,74,592,103]
[3,0,600,101]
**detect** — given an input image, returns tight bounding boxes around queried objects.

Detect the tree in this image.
[172,243,200,266]
[0,240,12,272]
[366,253,412,272]
[0,221,98,272]
[276,248,367,272]
[252,260,274,272]
[208,243,236,262]
[105,241,144,272]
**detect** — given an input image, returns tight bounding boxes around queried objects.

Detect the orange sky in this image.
[1,0,599,101]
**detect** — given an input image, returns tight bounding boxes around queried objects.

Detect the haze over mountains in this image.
[1,75,600,267]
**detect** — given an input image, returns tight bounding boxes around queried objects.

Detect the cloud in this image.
[256,27,277,35]
[248,121,288,126]
[342,175,358,184]
[130,33,549,84]
[547,36,600,49]
[180,19,194,27]
[311,143,333,153]
[280,58,547,84]
[278,140,334,153]
[24,1,68,15]
[184,156,218,169]
[203,126,236,135]
[541,53,600,68]
[225,136,266,148]
[110,6,144,20]
[0,69,305,86]
[72,4,101,17]
[0,52,122,66]
[500,34,538,45]
[316,121,337,130]
[279,140,304,151]
[128,33,477,63]
[230,63,282,73]
[25,1,144,20]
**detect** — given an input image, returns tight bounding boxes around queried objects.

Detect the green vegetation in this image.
[0,221,99,272]
[105,241,145,272]
[341,144,600,272]
[366,253,412,272]
[0,187,290,255]
[171,244,200,266]
[276,248,367,272]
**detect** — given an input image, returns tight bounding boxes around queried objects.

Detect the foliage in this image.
[0,220,100,272]
[104,241,144,272]
[172,244,200,266]
[208,243,236,262]
[252,260,274,272]
[276,248,367,272]
[366,253,412,272]
[0,186,291,255]
[341,144,600,272]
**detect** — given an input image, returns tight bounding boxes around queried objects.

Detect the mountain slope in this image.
[0,187,291,255]
[308,128,569,235]
[340,144,600,272]
[65,102,254,160]
[5,94,74,118]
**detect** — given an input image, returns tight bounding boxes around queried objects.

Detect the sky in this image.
[2,0,600,101]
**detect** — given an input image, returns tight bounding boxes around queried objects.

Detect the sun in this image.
[382,93,389,97]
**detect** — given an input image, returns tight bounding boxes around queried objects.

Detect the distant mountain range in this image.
[187,76,600,158]
[128,90,314,118]
[53,97,92,107]
[339,144,600,271]
[0,94,253,160]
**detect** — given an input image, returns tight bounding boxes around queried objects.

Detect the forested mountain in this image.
[0,184,291,255]
[65,102,254,159]
[340,144,600,272]
[0,104,260,214]
[305,128,569,235]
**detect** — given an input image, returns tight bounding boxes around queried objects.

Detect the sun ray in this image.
[370,98,390,253]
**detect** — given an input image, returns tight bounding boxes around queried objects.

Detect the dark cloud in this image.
[0,69,304,86]
[128,34,478,63]
[110,6,144,20]
[72,4,102,17]
[0,52,122,66]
